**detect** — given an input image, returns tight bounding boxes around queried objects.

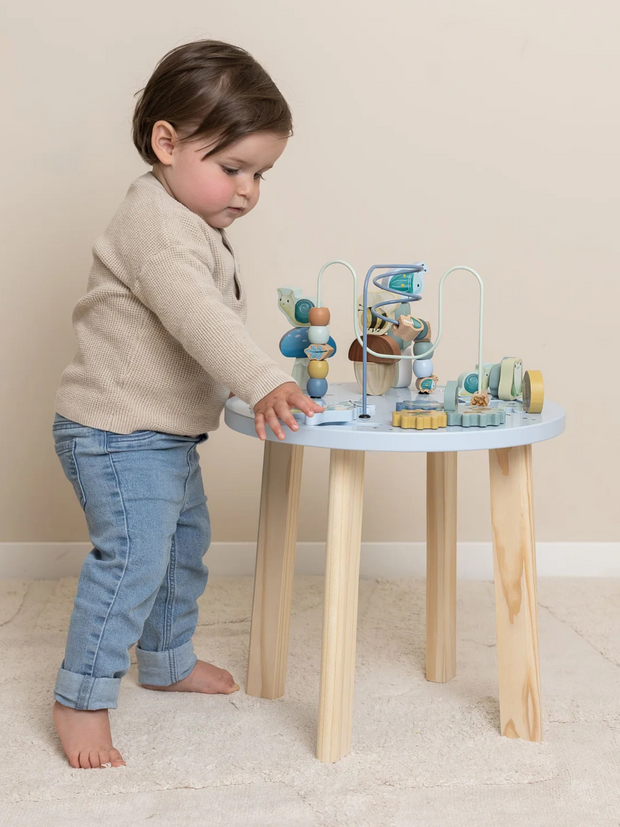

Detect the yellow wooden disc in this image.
[308,360,329,379]
[522,370,544,413]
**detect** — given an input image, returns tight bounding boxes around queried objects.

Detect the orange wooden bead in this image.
[308,306,330,326]
[308,359,329,379]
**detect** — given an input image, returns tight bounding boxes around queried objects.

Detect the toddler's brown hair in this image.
[132,40,293,164]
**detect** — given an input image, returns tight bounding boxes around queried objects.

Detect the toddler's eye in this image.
[222,166,238,175]
[255,173,266,180]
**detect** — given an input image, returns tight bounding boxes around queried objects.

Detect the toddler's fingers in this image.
[273,400,299,434]
[264,407,286,440]
[292,393,325,416]
[254,412,267,440]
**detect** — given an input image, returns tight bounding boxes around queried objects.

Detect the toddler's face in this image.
[151,127,288,229]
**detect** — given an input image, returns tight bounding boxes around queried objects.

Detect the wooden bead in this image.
[413,340,433,356]
[306,377,328,398]
[308,325,330,344]
[392,315,424,342]
[308,360,329,379]
[413,359,434,378]
[308,307,330,326]
[415,375,438,394]
[304,343,334,361]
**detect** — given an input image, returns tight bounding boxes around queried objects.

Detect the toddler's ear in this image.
[151,121,178,166]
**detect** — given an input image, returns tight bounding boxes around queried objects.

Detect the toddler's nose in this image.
[237,179,253,198]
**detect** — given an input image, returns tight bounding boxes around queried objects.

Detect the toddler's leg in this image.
[51,417,208,765]
[137,440,239,694]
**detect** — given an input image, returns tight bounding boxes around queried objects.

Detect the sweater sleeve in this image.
[133,243,296,408]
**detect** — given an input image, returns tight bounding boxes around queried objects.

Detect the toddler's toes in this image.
[108,748,126,767]
[53,701,125,769]
[79,751,92,769]
[223,673,240,693]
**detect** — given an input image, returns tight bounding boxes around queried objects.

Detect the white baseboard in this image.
[0,542,618,580]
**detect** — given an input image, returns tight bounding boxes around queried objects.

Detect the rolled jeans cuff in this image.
[135,639,197,686]
[54,667,121,710]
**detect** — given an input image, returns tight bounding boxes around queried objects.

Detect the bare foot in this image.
[53,701,126,769]
[140,659,240,695]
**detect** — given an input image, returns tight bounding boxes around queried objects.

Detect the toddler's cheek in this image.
[213,181,236,203]
[197,181,231,209]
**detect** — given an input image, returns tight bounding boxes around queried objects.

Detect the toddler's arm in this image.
[132,244,291,401]
[132,243,322,437]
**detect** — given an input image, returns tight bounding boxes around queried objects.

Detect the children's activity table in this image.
[224,382,566,762]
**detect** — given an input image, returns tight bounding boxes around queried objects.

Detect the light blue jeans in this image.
[51,413,211,710]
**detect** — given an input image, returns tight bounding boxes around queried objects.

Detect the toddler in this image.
[51,39,323,769]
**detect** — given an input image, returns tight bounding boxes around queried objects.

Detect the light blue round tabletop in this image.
[224,382,566,453]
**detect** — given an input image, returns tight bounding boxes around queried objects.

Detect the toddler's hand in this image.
[253,382,325,441]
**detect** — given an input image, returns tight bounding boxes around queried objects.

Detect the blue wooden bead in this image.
[413,359,434,378]
[413,341,433,356]
[307,378,328,398]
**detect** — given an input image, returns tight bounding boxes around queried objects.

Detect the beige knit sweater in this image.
[54,172,294,436]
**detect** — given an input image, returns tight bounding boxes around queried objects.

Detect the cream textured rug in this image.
[1,575,619,827]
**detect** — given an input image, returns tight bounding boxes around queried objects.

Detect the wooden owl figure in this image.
[277,287,316,327]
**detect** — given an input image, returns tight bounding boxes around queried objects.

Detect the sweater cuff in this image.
[245,369,300,410]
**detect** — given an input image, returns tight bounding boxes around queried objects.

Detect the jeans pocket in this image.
[55,438,87,509]
[54,438,75,455]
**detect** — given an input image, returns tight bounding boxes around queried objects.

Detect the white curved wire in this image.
[316,260,485,390]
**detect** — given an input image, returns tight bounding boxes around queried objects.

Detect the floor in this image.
[1,574,619,827]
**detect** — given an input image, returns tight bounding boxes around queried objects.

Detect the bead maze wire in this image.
[316,260,486,417]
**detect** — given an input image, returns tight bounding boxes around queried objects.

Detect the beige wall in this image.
[2,1,618,545]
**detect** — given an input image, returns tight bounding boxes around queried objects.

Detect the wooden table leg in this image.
[317,449,365,763]
[489,444,542,741]
[246,441,304,699]
[426,452,458,682]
